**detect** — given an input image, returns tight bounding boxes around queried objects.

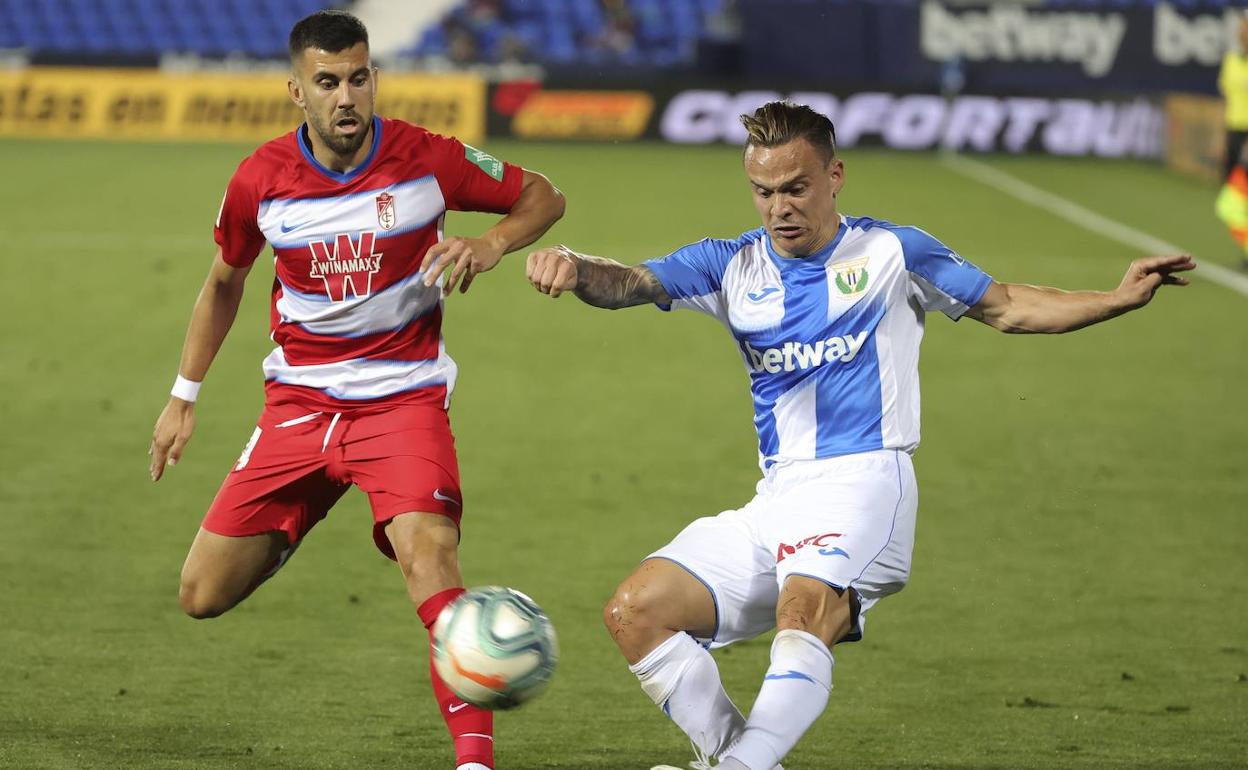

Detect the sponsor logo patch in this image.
[743,331,868,374]
[308,231,383,302]
[776,532,848,563]
[465,145,504,181]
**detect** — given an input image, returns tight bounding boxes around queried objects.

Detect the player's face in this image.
[744,138,844,258]
[289,42,377,159]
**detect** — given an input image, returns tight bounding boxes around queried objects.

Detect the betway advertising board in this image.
[741,0,1238,94]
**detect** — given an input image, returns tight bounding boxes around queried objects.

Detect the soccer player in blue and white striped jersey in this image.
[526,102,1193,770]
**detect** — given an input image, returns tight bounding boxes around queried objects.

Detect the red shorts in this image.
[202,400,462,560]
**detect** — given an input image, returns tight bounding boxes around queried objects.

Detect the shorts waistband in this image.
[760,449,910,489]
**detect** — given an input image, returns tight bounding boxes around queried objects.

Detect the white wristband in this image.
[171,375,202,403]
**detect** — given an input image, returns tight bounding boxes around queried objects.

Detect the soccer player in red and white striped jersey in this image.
[147,12,565,770]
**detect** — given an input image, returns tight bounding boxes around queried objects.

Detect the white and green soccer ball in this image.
[431,586,559,710]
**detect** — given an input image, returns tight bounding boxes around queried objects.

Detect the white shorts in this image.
[649,449,917,648]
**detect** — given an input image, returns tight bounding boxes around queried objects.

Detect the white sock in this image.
[456,764,491,770]
[629,632,747,759]
[723,629,833,770]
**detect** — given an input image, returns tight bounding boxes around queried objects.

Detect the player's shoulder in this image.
[378,116,459,153]
[378,116,424,142]
[843,214,906,237]
[670,227,766,269]
[843,214,969,276]
[230,129,301,186]
[376,117,481,180]
[648,229,764,284]
[689,227,767,257]
[843,214,944,252]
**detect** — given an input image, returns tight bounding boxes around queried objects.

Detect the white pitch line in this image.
[941,153,1248,299]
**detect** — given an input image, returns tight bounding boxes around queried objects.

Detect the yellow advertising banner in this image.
[1164,93,1223,184]
[0,68,485,144]
[511,91,654,141]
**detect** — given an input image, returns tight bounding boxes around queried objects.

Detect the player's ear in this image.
[828,157,845,198]
[288,76,304,108]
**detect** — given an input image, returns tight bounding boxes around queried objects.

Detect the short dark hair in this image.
[740,101,837,163]
[288,10,369,60]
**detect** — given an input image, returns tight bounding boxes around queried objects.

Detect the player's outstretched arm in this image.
[422,170,566,296]
[526,245,671,309]
[149,249,252,481]
[964,254,1195,334]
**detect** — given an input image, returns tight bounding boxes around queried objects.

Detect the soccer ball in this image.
[431,586,559,710]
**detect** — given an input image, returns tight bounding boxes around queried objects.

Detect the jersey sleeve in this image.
[892,226,992,320]
[641,237,739,318]
[213,159,266,268]
[428,133,523,214]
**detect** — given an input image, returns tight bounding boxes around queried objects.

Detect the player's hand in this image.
[525,246,580,298]
[1113,254,1196,311]
[149,397,196,482]
[420,236,505,296]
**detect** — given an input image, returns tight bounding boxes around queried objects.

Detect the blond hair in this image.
[739,101,837,163]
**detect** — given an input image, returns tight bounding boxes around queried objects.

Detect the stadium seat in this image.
[18,0,1227,62]
[542,24,578,63]
[3,0,349,57]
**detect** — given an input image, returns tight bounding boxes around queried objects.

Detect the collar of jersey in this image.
[297,116,383,184]
[763,217,847,270]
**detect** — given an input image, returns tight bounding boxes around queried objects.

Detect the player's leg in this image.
[606,558,747,765]
[384,511,493,770]
[608,506,779,766]
[181,407,346,619]
[717,578,851,770]
[178,528,290,618]
[719,450,919,770]
[385,511,464,606]
[604,557,717,663]
[348,405,492,770]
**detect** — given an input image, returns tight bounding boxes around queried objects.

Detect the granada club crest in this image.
[375,192,396,231]
[833,257,870,298]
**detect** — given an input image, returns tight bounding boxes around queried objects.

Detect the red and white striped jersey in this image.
[214,116,523,412]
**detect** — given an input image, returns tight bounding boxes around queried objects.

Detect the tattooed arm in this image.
[525,245,671,309]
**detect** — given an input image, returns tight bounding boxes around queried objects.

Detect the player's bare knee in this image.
[602,585,631,638]
[390,516,459,580]
[603,582,656,644]
[178,578,233,620]
[400,550,454,588]
[396,537,459,600]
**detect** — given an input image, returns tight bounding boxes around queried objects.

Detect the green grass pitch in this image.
[1,137,1245,769]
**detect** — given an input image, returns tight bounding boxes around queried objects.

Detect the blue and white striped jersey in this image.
[643,215,992,470]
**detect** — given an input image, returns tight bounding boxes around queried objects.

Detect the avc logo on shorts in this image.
[776,532,849,563]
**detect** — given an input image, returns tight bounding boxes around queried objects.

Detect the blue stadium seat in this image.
[414,25,448,57]
[510,20,544,49]
[541,23,577,62]
[47,25,83,53]
[115,28,151,54]
[568,0,605,36]
[399,0,726,67]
